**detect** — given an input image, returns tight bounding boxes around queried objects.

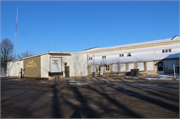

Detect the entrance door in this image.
[65,66,69,77]
[157,61,164,74]
[100,66,103,76]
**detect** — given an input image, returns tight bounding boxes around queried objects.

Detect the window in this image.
[102,56,106,58]
[105,65,110,72]
[89,57,92,60]
[147,62,154,70]
[162,49,172,53]
[112,64,118,72]
[119,54,124,57]
[91,65,96,72]
[158,67,163,71]
[120,64,126,71]
[128,63,134,71]
[158,62,163,66]
[137,62,144,71]
[127,53,131,57]
[99,66,101,72]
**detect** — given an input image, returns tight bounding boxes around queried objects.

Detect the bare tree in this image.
[0,38,14,72]
[17,50,34,60]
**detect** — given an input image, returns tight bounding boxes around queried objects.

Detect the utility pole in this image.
[14,7,18,59]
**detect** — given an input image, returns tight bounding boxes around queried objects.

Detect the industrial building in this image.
[7,52,88,79]
[83,35,180,77]
[7,35,180,79]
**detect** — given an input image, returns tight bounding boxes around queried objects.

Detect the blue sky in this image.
[1,1,179,55]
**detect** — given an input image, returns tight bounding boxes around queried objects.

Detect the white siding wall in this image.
[155,50,163,54]
[19,61,23,69]
[171,47,180,53]
[41,54,50,78]
[7,61,21,77]
[63,53,88,77]
[132,51,154,56]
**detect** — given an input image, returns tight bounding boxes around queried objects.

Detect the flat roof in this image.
[22,51,71,60]
[85,36,180,53]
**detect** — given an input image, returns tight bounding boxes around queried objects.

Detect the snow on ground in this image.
[159,73,180,77]
[145,77,172,80]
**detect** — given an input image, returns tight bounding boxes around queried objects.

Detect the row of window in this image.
[162,49,171,53]
[91,62,154,72]
[89,49,172,60]
[89,53,131,60]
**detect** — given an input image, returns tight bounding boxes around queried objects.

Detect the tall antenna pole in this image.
[15,7,18,59]
[47,40,49,52]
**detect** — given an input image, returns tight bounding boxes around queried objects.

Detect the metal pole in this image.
[173,64,176,78]
[15,7,18,59]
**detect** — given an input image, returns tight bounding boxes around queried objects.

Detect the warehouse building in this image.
[82,35,180,76]
[7,36,180,78]
[7,52,88,79]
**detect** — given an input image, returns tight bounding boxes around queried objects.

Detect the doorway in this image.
[65,66,70,77]
[99,66,104,76]
[157,61,164,74]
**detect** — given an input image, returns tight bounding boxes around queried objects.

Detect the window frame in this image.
[112,64,118,72]
[105,65,110,72]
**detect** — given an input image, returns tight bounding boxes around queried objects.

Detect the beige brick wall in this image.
[88,40,180,54]
[88,61,160,77]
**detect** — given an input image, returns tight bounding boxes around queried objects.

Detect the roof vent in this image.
[171,35,177,40]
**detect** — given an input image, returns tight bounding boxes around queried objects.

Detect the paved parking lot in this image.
[1,76,179,118]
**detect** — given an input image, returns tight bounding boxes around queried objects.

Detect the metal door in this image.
[65,66,70,77]
[157,61,164,74]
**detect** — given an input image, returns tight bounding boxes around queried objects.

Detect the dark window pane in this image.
[119,54,121,57]
[166,49,168,52]
[169,49,171,52]
[158,67,163,71]
[122,54,124,57]
[162,50,165,53]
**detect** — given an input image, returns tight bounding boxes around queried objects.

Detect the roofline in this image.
[22,51,71,60]
[84,46,99,51]
[86,36,180,53]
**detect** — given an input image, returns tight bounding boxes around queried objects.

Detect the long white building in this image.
[83,35,180,76]
[7,35,180,79]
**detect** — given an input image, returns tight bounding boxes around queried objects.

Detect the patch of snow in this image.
[145,77,172,80]
[159,73,180,77]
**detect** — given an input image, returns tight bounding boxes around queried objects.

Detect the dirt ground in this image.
[1,76,179,118]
